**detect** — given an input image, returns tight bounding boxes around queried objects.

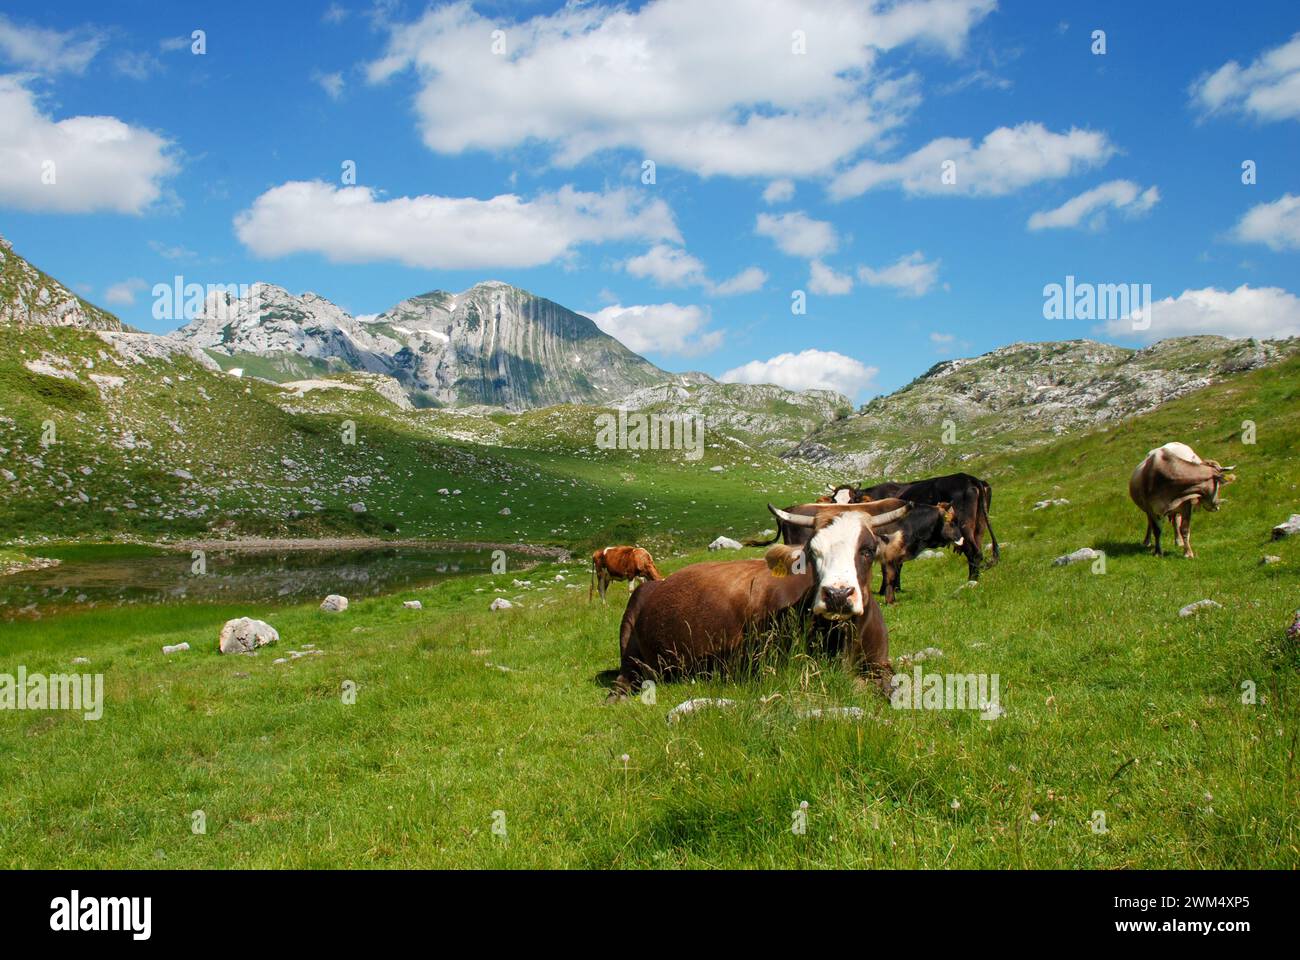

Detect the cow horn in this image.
[865,505,910,527]
[768,504,816,527]
[1220,464,1237,472]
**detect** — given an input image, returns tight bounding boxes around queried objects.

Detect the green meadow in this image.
[1,358,1298,868]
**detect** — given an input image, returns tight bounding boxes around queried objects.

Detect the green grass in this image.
[0,326,828,551]
[1,356,1297,867]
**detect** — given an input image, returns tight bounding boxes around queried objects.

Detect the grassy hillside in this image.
[1,356,1297,867]
[0,325,829,554]
[792,335,1298,478]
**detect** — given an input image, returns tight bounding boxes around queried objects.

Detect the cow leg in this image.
[964,537,981,581]
[1170,512,1186,551]
[880,563,896,604]
[1142,514,1154,547]
[1178,503,1195,558]
[598,570,610,603]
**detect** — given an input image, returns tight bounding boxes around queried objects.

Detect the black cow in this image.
[858,473,998,581]
[871,503,965,603]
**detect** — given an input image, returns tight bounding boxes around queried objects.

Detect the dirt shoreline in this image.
[159,537,572,561]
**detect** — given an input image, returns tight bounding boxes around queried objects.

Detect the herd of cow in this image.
[589,442,1235,702]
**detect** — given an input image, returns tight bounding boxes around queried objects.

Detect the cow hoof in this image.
[604,689,629,704]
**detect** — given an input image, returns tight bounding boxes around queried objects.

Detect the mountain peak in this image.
[0,235,120,331]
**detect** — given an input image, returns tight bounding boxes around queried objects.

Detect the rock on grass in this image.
[218,617,279,654]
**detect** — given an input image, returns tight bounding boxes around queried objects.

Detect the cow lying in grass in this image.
[1129,442,1235,558]
[607,502,908,701]
[590,546,664,602]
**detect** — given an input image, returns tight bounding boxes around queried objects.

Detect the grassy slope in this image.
[1,357,1297,867]
[0,326,827,554]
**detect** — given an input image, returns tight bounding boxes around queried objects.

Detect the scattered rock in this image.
[666,698,736,723]
[1033,498,1070,510]
[320,594,349,613]
[709,465,724,472]
[896,647,944,667]
[70,657,90,665]
[218,617,279,654]
[798,706,864,720]
[709,536,743,551]
[1271,514,1300,539]
[916,548,946,560]
[162,642,190,655]
[1052,547,1100,566]
[490,597,514,611]
[349,502,367,513]
[1179,599,1221,618]
[1261,555,1282,565]
[402,600,422,609]
[499,506,511,515]
[437,488,450,495]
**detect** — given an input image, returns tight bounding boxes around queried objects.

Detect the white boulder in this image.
[709,536,743,551]
[320,595,349,613]
[1052,547,1101,566]
[218,618,279,654]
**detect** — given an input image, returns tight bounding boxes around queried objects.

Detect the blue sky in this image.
[1,0,1298,399]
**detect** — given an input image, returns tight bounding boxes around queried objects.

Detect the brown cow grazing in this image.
[590,545,664,602]
[608,503,909,701]
[1129,442,1235,558]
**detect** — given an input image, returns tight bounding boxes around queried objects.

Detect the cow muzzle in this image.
[816,584,861,619]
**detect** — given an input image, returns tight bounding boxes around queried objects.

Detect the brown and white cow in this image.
[607,503,909,700]
[590,545,664,602]
[1129,442,1235,558]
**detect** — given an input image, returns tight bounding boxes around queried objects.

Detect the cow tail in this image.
[980,482,1000,563]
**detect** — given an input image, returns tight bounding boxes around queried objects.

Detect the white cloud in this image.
[763,179,795,204]
[104,278,147,306]
[1190,33,1300,123]
[1028,180,1159,231]
[313,70,345,100]
[0,14,104,75]
[149,240,196,260]
[584,302,722,357]
[721,348,877,398]
[755,210,839,258]
[1102,284,1300,341]
[625,243,707,287]
[113,50,162,81]
[0,76,179,215]
[1232,193,1300,251]
[711,266,767,296]
[829,122,1115,199]
[323,3,349,25]
[857,250,940,296]
[365,0,994,179]
[234,180,679,269]
[625,244,767,296]
[809,259,853,295]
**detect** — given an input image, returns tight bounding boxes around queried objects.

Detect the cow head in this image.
[1200,462,1237,511]
[933,502,966,550]
[764,503,909,619]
